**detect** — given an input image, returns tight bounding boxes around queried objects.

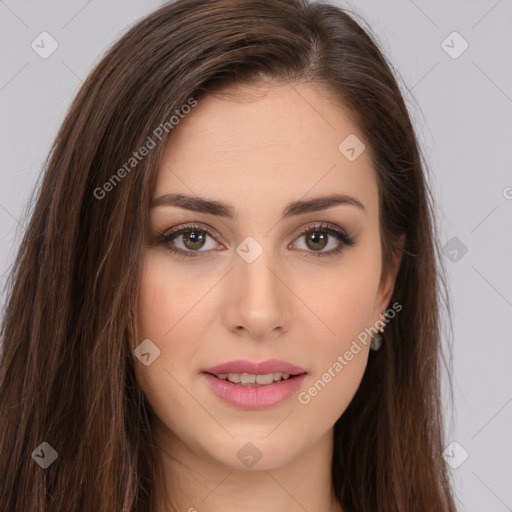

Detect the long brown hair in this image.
[0,0,456,510]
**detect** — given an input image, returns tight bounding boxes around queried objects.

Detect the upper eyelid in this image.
[160,222,221,242]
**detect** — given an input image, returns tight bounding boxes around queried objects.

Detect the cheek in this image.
[292,278,375,432]
[290,253,380,421]
[134,255,209,446]
[136,252,210,360]
[135,253,201,397]
[294,252,381,349]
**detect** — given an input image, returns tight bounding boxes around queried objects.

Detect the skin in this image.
[136,81,403,512]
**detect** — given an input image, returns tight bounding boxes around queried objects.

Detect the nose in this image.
[222,242,288,341]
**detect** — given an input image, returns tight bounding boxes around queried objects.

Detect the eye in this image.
[291,222,356,258]
[159,221,356,259]
[159,223,220,258]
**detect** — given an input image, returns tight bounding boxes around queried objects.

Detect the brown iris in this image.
[182,230,206,250]
[305,231,328,251]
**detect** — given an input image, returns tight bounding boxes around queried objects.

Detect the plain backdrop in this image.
[1,1,511,510]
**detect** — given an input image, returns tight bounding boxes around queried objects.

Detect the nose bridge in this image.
[237,236,281,305]
[227,235,287,337]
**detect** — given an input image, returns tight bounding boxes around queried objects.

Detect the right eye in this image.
[159,223,223,258]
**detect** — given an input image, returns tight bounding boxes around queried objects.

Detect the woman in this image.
[0,0,457,510]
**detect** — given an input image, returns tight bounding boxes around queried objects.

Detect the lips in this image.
[201,359,307,409]
[202,358,307,376]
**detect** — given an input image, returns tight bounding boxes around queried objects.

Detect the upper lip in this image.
[202,359,307,376]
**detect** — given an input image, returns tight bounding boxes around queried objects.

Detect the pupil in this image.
[307,232,327,250]
[184,231,205,250]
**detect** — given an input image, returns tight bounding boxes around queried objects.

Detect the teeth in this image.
[256,374,274,385]
[227,373,241,383]
[240,373,256,384]
[214,372,293,385]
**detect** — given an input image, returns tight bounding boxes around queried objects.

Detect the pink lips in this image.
[201,359,307,410]
[202,358,307,376]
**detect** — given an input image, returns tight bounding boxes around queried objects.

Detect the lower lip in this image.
[201,372,307,410]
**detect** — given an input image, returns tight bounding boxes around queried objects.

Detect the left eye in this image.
[159,222,354,258]
[293,228,342,252]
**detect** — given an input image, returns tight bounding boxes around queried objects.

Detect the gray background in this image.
[1,1,511,510]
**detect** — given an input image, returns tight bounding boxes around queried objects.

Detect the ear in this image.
[373,234,405,322]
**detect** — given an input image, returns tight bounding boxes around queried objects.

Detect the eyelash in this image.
[159,222,356,259]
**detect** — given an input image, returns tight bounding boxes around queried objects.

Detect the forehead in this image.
[155,82,378,220]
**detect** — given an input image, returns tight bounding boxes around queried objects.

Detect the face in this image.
[136,82,401,472]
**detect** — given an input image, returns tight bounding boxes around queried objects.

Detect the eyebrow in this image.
[150,192,366,218]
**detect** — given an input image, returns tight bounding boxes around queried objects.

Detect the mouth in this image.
[203,371,305,388]
[200,359,307,408]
